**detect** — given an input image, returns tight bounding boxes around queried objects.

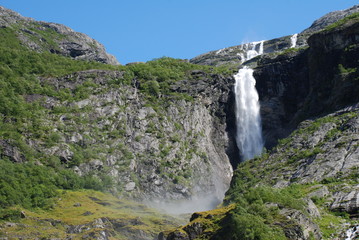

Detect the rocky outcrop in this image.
[0,6,119,65]
[279,208,322,240]
[244,105,359,187]
[254,48,310,147]
[162,201,322,240]
[3,68,234,205]
[330,185,359,218]
[0,140,25,163]
[302,4,359,34]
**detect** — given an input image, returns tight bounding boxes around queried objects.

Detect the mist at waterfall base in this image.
[144,193,222,215]
[144,174,228,215]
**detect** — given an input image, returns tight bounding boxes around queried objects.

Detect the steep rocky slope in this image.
[302,4,359,34]
[29,68,234,203]
[0,5,237,208]
[0,6,119,65]
[162,8,359,240]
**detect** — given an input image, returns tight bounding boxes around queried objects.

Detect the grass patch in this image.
[1,190,185,239]
[324,12,359,31]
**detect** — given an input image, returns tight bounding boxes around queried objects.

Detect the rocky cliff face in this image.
[0,67,235,206]
[0,6,119,65]
[255,14,359,148]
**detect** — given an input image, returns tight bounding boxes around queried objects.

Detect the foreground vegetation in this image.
[0,190,185,239]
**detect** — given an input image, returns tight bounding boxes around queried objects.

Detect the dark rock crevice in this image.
[224,88,241,168]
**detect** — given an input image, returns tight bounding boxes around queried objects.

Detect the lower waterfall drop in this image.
[234,67,264,161]
[345,225,359,240]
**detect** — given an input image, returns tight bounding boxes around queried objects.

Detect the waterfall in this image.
[346,225,359,240]
[240,40,264,63]
[290,33,298,48]
[234,67,264,161]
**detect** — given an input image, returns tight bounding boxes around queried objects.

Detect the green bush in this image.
[0,209,22,221]
[219,185,305,240]
[0,159,58,209]
[0,159,113,210]
[228,212,286,240]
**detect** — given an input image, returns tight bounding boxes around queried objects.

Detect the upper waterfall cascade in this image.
[290,33,298,48]
[239,40,264,63]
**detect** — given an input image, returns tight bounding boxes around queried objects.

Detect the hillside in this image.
[0,5,239,239]
[0,4,359,240]
[162,8,359,240]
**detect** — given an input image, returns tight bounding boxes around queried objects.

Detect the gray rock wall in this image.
[15,69,235,205]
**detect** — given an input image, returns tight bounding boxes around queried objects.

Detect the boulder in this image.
[330,185,359,217]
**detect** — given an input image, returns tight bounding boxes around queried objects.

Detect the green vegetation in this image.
[287,147,323,164]
[122,57,234,102]
[170,185,310,240]
[0,159,113,211]
[338,63,357,74]
[324,12,359,31]
[222,186,305,240]
[0,190,185,239]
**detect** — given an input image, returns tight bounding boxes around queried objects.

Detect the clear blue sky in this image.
[1,0,358,64]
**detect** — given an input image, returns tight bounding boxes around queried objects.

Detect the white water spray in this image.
[240,40,264,63]
[234,67,264,161]
[290,33,298,48]
[346,225,359,240]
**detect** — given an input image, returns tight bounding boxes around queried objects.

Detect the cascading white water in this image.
[345,225,359,240]
[240,40,264,63]
[290,33,298,48]
[234,67,264,161]
[235,40,264,161]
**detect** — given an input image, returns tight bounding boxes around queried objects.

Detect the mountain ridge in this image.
[0,6,119,65]
[190,4,359,68]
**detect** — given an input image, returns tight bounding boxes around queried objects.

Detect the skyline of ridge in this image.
[1,1,358,64]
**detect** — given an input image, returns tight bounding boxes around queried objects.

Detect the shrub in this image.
[228,212,286,240]
[0,209,22,221]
